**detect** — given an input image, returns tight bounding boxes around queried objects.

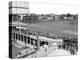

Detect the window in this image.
[18,34,20,40]
[16,34,18,40]
[12,33,15,40]
[31,38,33,45]
[27,37,30,44]
[24,36,26,44]
[21,35,23,41]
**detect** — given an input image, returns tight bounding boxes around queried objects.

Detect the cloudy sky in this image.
[29,2,78,14]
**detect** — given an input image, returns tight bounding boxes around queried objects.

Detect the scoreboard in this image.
[9,1,29,14]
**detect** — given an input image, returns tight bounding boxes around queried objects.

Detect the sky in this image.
[29,2,78,14]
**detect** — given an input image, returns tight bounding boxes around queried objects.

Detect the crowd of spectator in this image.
[58,36,78,55]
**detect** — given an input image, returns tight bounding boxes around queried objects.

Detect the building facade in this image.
[9,1,29,21]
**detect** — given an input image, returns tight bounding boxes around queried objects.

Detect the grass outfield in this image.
[12,21,78,36]
[22,21,78,35]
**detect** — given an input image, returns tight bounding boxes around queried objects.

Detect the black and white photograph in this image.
[9,1,78,59]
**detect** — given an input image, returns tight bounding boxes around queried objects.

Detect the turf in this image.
[22,21,78,35]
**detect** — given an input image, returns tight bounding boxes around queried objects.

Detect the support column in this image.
[33,40,35,46]
[20,34,21,42]
[27,37,29,44]
[23,35,25,44]
[15,34,17,42]
[12,33,15,42]
[26,36,27,44]
[37,36,40,50]
[14,33,16,42]
[24,36,26,45]
[30,38,31,45]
